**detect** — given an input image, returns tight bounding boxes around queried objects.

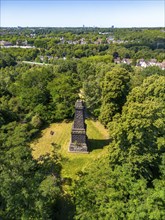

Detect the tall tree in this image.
[108,75,165,180]
[99,66,130,126]
[47,73,80,120]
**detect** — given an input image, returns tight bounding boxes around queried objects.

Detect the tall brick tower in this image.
[69,100,88,153]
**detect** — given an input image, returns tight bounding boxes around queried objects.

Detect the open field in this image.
[31,119,110,180]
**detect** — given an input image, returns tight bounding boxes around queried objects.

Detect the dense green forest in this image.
[0,27,165,219]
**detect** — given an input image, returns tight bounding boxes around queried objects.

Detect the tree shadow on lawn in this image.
[87,138,111,152]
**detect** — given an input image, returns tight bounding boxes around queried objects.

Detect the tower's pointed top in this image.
[75,99,84,109]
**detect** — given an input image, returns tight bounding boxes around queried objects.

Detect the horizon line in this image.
[1,26,164,28]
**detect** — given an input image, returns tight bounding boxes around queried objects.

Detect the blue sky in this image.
[1,0,165,27]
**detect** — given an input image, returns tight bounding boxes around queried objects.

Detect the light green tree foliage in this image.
[130,66,165,89]
[99,66,130,126]
[47,73,80,120]
[83,62,114,117]
[108,44,133,59]
[77,60,96,81]
[1,48,39,62]
[0,62,81,123]
[0,52,16,68]
[108,75,165,179]
[83,74,101,116]
[140,66,165,78]
[9,67,54,111]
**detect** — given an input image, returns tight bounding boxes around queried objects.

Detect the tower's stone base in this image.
[69,142,88,153]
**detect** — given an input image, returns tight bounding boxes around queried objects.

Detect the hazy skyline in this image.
[1,0,165,27]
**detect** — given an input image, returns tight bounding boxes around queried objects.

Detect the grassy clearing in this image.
[31,119,110,180]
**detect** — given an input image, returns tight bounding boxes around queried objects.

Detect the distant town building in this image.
[0,40,12,46]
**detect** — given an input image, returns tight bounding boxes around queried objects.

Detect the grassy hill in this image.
[31,119,110,181]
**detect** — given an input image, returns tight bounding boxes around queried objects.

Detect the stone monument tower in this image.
[69,100,88,153]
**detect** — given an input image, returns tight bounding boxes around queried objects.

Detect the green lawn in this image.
[31,119,110,181]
